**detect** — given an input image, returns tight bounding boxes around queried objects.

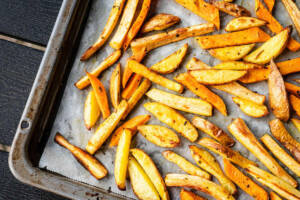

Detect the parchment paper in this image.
[39,0,300,199]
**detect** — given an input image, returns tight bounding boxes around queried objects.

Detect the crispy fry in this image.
[192,117,235,146]
[110,64,121,108]
[80,0,126,60]
[144,102,198,142]
[162,150,211,179]
[270,192,282,200]
[180,189,206,200]
[291,118,300,132]
[232,97,269,118]
[212,1,251,17]
[285,82,300,97]
[185,57,211,70]
[213,61,262,70]
[121,74,142,100]
[84,90,101,130]
[141,13,181,33]
[54,133,107,179]
[196,27,270,49]
[175,73,227,115]
[209,44,255,61]
[290,94,300,117]
[282,0,300,37]
[228,118,297,187]
[225,17,266,32]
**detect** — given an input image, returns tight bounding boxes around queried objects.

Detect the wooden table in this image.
[0,0,67,199]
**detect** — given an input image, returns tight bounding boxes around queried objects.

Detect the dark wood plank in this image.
[0,0,62,45]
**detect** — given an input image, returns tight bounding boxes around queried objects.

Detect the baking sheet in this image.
[39,0,300,199]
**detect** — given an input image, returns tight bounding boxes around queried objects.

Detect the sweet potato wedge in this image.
[281,0,300,37]
[121,74,142,100]
[290,94,300,117]
[122,54,144,89]
[291,118,300,132]
[180,189,206,200]
[270,192,282,200]
[185,57,211,70]
[209,44,255,61]
[141,13,181,33]
[213,61,262,70]
[264,0,275,12]
[232,97,269,118]
[84,90,101,130]
[212,1,251,17]
[285,82,300,97]
[110,64,121,109]
[225,17,266,32]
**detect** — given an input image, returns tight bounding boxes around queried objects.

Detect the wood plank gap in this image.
[0,34,46,51]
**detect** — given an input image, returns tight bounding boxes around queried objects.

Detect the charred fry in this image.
[212,1,251,17]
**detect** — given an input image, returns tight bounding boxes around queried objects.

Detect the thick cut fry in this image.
[128,60,183,93]
[109,0,139,49]
[141,13,181,33]
[270,119,300,163]
[150,44,188,74]
[198,137,257,168]
[180,189,206,200]
[196,27,270,49]
[209,44,255,61]
[165,174,234,200]
[282,0,300,37]
[121,74,142,100]
[109,115,150,147]
[128,156,160,200]
[175,73,227,116]
[261,134,300,177]
[162,151,211,179]
[232,97,269,118]
[114,129,132,190]
[268,59,290,121]
[223,159,268,200]
[228,118,297,187]
[131,149,170,200]
[86,100,128,154]
[122,54,144,89]
[86,72,110,119]
[292,118,300,132]
[76,50,122,89]
[110,64,121,108]
[213,61,262,70]
[144,102,198,142]
[189,69,247,85]
[54,133,107,179]
[244,28,290,64]
[225,17,266,32]
[290,95,300,117]
[264,0,275,11]
[146,88,212,116]
[212,1,251,17]
[80,0,126,60]
[192,117,235,146]
[270,192,282,200]
[84,90,101,130]
[189,145,237,195]
[212,82,265,105]
[285,82,300,97]
[185,57,211,70]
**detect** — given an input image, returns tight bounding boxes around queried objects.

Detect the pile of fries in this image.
[54,0,300,199]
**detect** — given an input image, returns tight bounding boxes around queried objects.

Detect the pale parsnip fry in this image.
[264,0,275,12]
[270,192,283,200]
[146,88,212,116]
[121,74,142,100]
[150,44,188,74]
[185,57,211,70]
[209,44,255,61]
[131,149,170,200]
[110,64,121,109]
[281,0,300,37]
[290,94,300,117]
[84,90,101,130]
[180,189,206,200]
[228,118,297,187]
[76,50,122,89]
[175,73,227,116]
[212,1,251,17]
[189,145,237,195]
[80,0,126,60]
[86,100,128,154]
[223,159,268,200]
[213,61,262,70]
[55,133,107,179]
[225,17,266,32]
[109,0,139,49]
[292,118,300,132]
[162,150,211,180]
[141,13,181,33]
[232,97,269,118]
[114,129,132,190]
[144,102,198,142]
[192,116,235,146]
[261,134,300,177]
[285,82,300,97]
[165,174,235,200]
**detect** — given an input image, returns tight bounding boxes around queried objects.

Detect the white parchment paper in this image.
[39,0,300,199]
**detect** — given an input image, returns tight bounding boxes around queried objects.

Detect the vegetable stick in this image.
[290,94,300,117]
[110,64,121,109]
[121,74,142,100]
[285,82,300,97]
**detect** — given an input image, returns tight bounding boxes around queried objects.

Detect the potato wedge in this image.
[55,133,107,179]
[76,50,122,90]
[128,60,183,93]
[290,94,300,117]
[110,64,121,109]
[223,159,268,200]
[162,150,211,179]
[189,69,247,85]
[165,174,235,200]
[180,189,206,200]
[175,73,226,115]
[228,118,297,187]
[121,74,142,100]
[141,13,181,33]
[292,118,300,132]
[268,59,290,122]
[285,82,300,97]
[213,61,262,70]
[270,192,282,200]
[144,102,198,142]
[84,90,101,130]
[128,156,160,200]
[138,125,180,148]
[198,137,257,168]
[114,129,132,190]
[212,82,265,105]
[80,0,126,60]
[109,0,139,49]
[281,0,300,36]
[243,28,290,64]
[192,116,235,146]
[196,27,270,49]
[150,44,188,74]
[225,17,266,32]
[146,88,212,116]
[86,100,128,154]
[209,44,255,61]
[212,1,251,17]
[232,97,269,118]
[261,134,300,177]
[189,145,237,195]
[131,149,170,200]
[185,57,211,70]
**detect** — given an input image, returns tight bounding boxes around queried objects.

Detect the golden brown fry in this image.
[212,1,251,17]
[209,44,255,61]
[232,97,269,118]
[141,13,181,33]
[270,192,282,200]
[110,64,121,109]
[54,133,107,179]
[264,0,275,12]
[121,74,142,100]
[213,61,262,70]
[185,57,211,70]
[180,189,206,200]
[285,82,300,97]
[225,17,266,32]
[282,0,300,36]
[122,53,145,89]
[84,90,101,130]
[290,94,300,117]
[292,118,300,132]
